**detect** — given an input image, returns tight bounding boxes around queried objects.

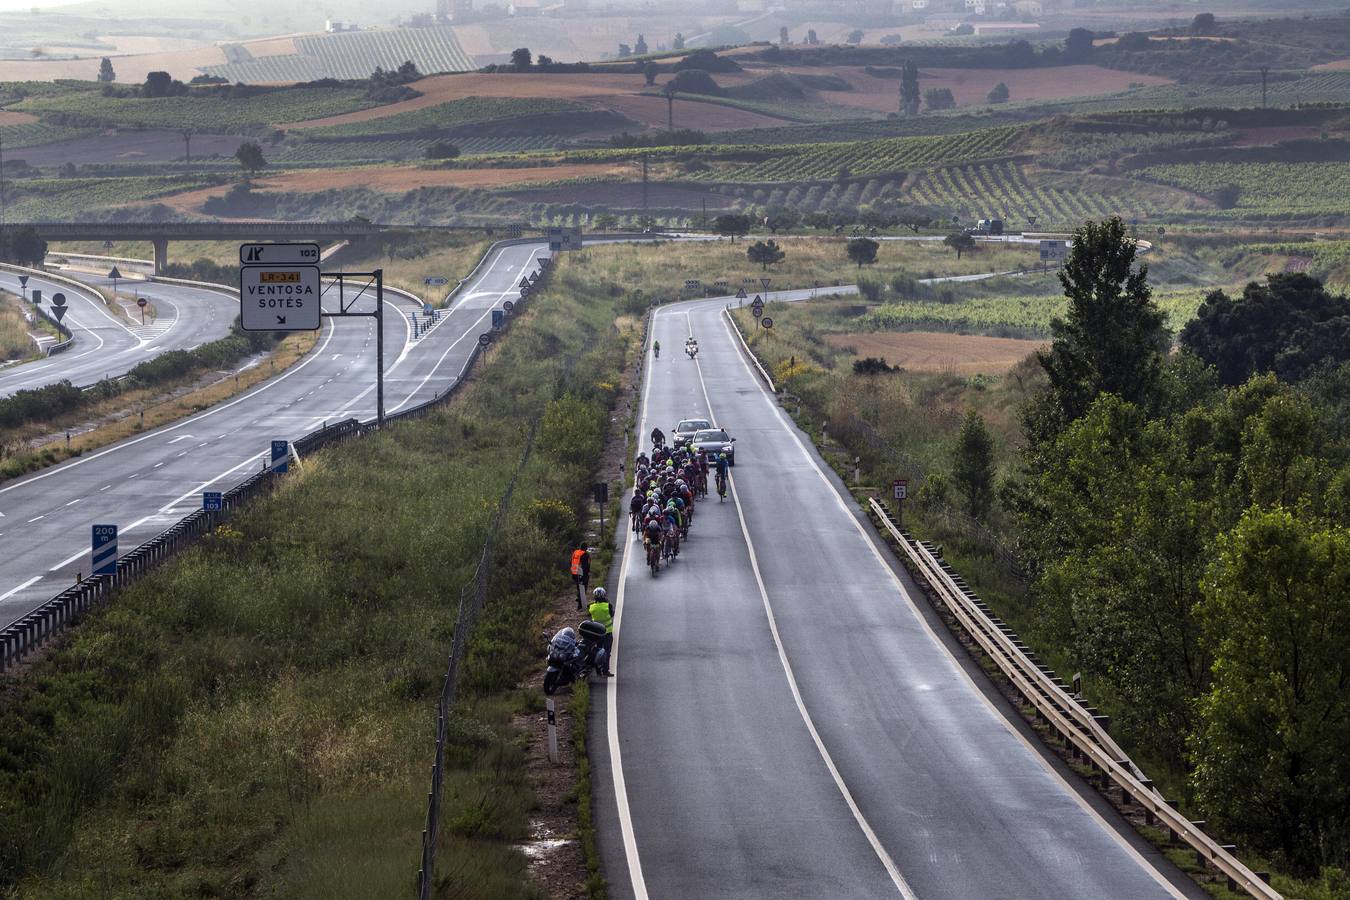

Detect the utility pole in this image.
[0,131,6,228]
[665,88,674,131]
[641,152,649,218]
[182,129,193,167]
[1259,65,1270,109]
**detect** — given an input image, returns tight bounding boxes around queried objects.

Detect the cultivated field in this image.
[825,330,1045,374]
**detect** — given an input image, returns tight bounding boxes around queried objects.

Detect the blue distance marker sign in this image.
[271,440,289,474]
[203,491,223,511]
[491,309,505,329]
[92,524,117,576]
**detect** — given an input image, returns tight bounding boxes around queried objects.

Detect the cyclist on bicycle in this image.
[629,490,646,533]
[651,426,665,449]
[653,340,660,359]
[714,451,730,500]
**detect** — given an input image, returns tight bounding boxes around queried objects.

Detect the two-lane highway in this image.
[0,271,236,396]
[594,294,1205,899]
[0,240,548,629]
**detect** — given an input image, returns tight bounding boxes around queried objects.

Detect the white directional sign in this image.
[240,242,320,265]
[547,227,583,252]
[240,265,321,331]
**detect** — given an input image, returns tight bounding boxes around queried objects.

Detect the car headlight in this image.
[722,445,733,454]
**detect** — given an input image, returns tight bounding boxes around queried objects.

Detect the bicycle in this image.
[715,471,727,502]
[645,538,661,576]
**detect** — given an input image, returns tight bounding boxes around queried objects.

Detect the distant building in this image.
[438,0,472,19]
[1013,0,1041,14]
[912,0,929,9]
[510,0,541,13]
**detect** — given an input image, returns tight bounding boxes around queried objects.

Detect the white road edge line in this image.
[0,575,42,601]
[714,306,1189,900]
[685,309,916,899]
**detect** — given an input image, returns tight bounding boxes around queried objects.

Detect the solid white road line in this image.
[0,575,42,602]
[686,310,917,900]
[713,306,1188,900]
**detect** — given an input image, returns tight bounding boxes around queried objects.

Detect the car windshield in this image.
[695,430,729,442]
[677,420,710,432]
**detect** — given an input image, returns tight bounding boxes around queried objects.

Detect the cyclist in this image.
[643,515,664,570]
[653,339,660,359]
[714,451,730,501]
[588,588,615,676]
[629,490,646,533]
[651,426,665,449]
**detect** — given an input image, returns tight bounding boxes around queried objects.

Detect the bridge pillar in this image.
[152,238,169,274]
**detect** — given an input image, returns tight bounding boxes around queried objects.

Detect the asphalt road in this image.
[0,240,545,629]
[592,294,1205,899]
[0,271,236,397]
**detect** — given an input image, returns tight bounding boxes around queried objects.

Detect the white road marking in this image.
[168,435,194,444]
[49,548,88,570]
[683,310,917,899]
[0,575,43,601]
[27,515,43,523]
[711,307,1189,900]
[99,485,111,491]
[65,498,80,506]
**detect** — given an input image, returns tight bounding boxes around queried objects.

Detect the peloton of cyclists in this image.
[630,439,731,574]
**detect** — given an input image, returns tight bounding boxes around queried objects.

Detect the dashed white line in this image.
[65,498,81,506]
[0,575,43,602]
[27,515,44,523]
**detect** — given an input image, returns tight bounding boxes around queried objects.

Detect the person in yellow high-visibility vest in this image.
[588,587,615,677]
[570,546,590,610]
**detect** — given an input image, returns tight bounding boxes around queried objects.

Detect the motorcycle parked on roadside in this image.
[543,622,608,694]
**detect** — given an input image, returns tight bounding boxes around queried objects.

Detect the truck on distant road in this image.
[967,218,1004,236]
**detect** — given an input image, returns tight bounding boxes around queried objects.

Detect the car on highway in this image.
[672,418,711,447]
[690,428,736,465]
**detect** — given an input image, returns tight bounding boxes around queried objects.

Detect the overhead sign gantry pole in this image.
[239,242,386,426]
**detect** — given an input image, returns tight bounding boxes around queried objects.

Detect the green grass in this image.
[0,291,38,362]
[0,246,636,897]
[302,96,586,139]
[0,120,93,150]
[14,86,377,133]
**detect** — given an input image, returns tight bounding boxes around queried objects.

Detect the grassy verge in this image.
[0,292,42,363]
[0,330,315,483]
[569,237,1040,300]
[0,249,636,897]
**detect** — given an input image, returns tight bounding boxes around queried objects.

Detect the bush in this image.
[852,356,896,375]
[666,69,721,95]
[424,141,461,159]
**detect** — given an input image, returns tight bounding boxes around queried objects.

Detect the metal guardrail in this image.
[721,308,776,392]
[867,498,1283,900]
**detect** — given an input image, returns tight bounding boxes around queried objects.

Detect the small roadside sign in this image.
[478,333,492,346]
[760,316,773,329]
[684,279,701,293]
[528,271,539,283]
[239,266,321,331]
[503,299,515,313]
[423,303,434,316]
[92,524,117,576]
[893,479,908,500]
[137,297,148,308]
[240,242,320,265]
[107,266,122,281]
[1039,240,1069,263]
[31,289,40,304]
[492,309,505,329]
[50,292,68,322]
[519,276,531,289]
[203,491,223,511]
[424,276,449,286]
[735,286,747,299]
[760,277,771,291]
[593,482,609,504]
[17,275,27,287]
[507,224,524,238]
[270,440,289,474]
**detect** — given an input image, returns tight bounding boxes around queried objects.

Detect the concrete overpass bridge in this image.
[22,222,389,272]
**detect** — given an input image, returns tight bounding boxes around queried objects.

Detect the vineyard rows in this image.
[0,121,91,150]
[202,26,475,83]
[2,175,211,220]
[698,126,1023,182]
[278,134,563,162]
[714,177,907,213]
[304,97,582,138]
[902,162,1188,227]
[1135,161,1350,215]
[15,87,375,132]
[861,287,1207,335]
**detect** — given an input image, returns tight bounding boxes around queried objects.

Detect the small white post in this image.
[545,699,559,764]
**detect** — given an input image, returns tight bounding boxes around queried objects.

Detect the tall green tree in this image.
[746,239,785,271]
[1026,217,1167,449]
[235,142,266,176]
[712,213,750,243]
[847,237,878,268]
[510,47,532,71]
[96,57,115,83]
[899,59,920,115]
[1191,508,1350,876]
[952,410,995,519]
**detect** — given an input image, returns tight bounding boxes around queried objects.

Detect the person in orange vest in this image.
[570,545,591,610]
